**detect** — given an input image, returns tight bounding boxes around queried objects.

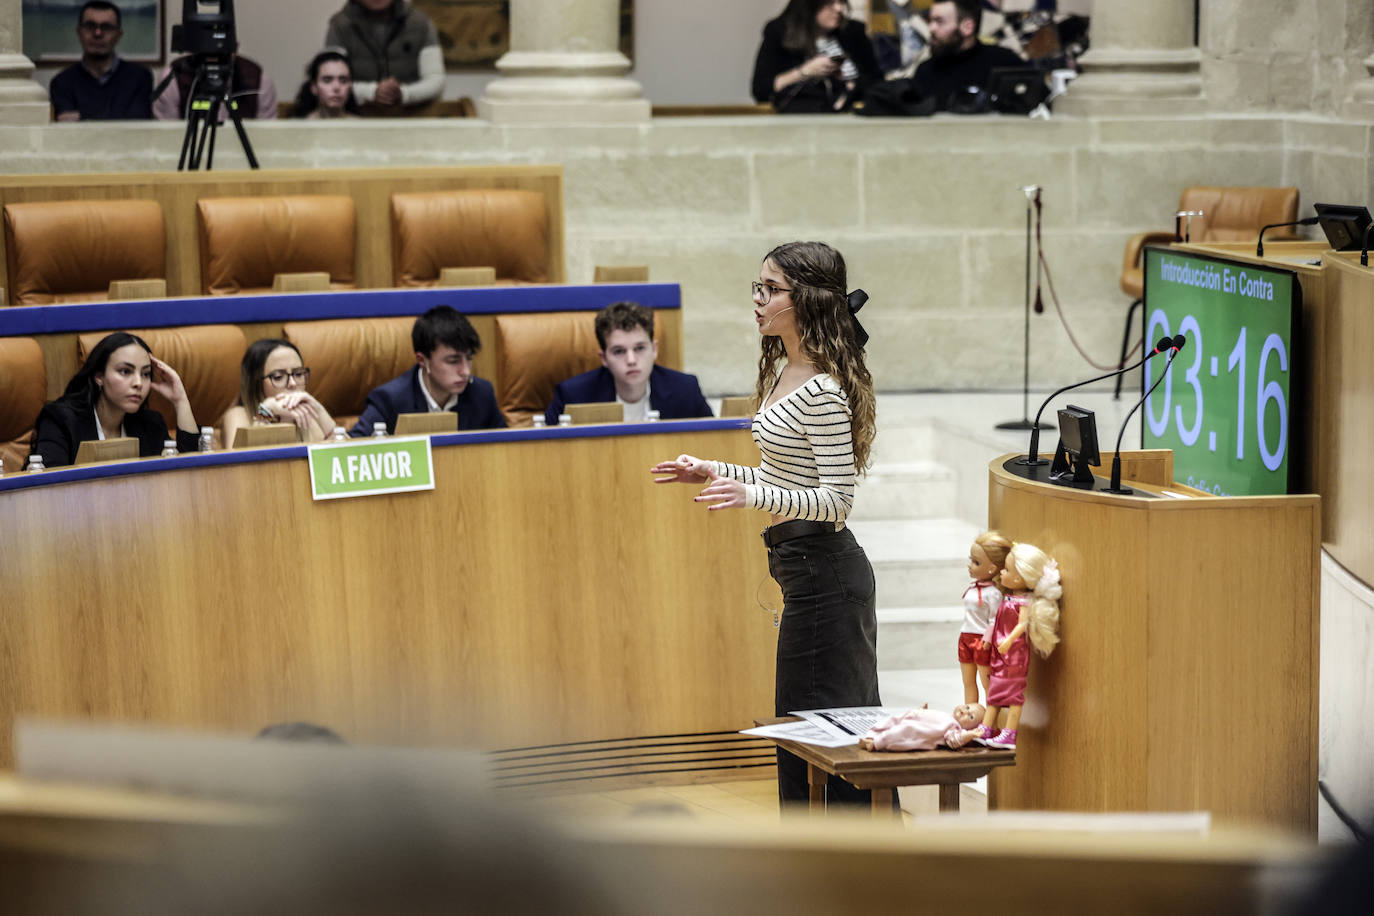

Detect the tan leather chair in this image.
[197,195,357,296]
[494,312,665,427]
[283,317,417,429]
[390,190,550,288]
[1116,186,1300,396]
[77,325,246,439]
[0,337,46,472]
[3,199,165,306]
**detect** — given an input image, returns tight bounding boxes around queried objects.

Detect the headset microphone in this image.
[762,306,794,332]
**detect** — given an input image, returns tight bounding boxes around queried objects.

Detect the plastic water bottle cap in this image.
[372,422,387,436]
[531,416,546,428]
[647,410,661,422]
[163,440,176,448]
[200,426,213,435]
[557,414,572,427]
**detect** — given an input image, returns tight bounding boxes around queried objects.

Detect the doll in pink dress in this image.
[972,541,1062,750]
[958,531,1010,705]
[859,703,986,751]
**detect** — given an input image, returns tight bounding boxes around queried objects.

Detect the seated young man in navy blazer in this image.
[544,301,712,426]
[350,306,506,436]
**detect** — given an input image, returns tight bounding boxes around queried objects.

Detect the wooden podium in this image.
[985,450,1320,833]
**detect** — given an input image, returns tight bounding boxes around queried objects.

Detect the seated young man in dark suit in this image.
[543,301,712,426]
[350,306,506,436]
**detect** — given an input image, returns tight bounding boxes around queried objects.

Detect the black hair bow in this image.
[847,289,869,348]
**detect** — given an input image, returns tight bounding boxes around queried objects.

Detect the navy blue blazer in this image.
[544,365,712,426]
[33,398,199,468]
[349,367,506,437]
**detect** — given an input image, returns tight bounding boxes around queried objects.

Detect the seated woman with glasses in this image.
[222,338,336,447]
[32,331,200,467]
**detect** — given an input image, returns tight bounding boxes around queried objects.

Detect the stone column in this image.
[479,0,649,123]
[0,0,52,125]
[1055,0,1201,116]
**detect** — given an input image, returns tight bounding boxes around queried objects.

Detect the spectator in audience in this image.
[222,339,337,448]
[544,302,712,426]
[32,332,199,467]
[751,0,882,113]
[913,0,1025,111]
[291,50,360,119]
[324,0,444,112]
[49,1,153,121]
[350,306,506,436]
[153,49,279,121]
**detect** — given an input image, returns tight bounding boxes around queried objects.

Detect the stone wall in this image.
[8,111,1367,397]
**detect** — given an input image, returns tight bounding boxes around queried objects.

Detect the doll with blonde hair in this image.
[973,541,1061,750]
[959,530,1011,704]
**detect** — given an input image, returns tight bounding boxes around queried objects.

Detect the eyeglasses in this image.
[79,21,120,33]
[264,368,311,387]
[751,281,793,305]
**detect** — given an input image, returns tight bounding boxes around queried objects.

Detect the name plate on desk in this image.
[307,436,435,500]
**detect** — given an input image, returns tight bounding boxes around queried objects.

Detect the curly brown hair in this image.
[754,241,876,473]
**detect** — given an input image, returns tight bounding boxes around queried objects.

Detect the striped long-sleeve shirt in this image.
[712,374,857,528]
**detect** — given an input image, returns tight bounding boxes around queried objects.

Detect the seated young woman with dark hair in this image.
[221,338,336,447]
[32,331,200,467]
[292,50,360,119]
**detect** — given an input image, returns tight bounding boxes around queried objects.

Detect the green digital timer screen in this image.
[1141,248,1299,496]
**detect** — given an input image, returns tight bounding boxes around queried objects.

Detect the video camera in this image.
[171,0,237,59]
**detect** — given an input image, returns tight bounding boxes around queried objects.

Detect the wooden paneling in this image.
[0,166,566,301]
[985,454,1320,832]
[0,427,773,768]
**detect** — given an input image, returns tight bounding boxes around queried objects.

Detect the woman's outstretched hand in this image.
[651,454,712,484]
[694,468,746,511]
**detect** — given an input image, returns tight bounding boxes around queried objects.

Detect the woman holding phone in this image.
[651,241,881,808]
[32,332,200,467]
[751,0,882,112]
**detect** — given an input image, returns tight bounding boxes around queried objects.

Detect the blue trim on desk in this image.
[0,283,682,336]
[0,417,749,493]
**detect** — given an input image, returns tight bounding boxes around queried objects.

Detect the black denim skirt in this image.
[765,523,881,805]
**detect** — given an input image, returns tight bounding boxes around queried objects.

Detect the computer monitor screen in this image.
[1057,404,1100,467]
[1313,203,1371,251]
[1141,247,1302,495]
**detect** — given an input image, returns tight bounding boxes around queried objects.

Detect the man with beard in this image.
[49,2,153,120]
[913,0,1024,112]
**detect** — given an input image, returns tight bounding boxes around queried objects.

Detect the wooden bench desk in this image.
[755,717,1016,816]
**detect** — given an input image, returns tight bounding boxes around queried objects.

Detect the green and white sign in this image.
[308,436,435,500]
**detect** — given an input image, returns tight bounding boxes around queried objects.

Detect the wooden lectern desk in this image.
[986,451,1320,833]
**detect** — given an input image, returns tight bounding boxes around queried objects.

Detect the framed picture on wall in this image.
[22,0,165,64]
[414,0,634,70]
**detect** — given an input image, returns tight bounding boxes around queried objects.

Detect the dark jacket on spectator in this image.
[913,41,1025,112]
[544,365,713,427]
[326,0,431,85]
[33,399,197,468]
[751,16,881,107]
[49,57,152,120]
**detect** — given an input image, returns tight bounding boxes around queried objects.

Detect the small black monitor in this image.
[1313,203,1372,251]
[989,67,1048,115]
[1049,404,1100,487]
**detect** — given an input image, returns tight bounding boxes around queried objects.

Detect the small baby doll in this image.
[959,531,1011,705]
[859,703,986,752]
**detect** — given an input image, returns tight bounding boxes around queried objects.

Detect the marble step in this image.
[847,518,979,609]
[876,606,965,672]
[850,460,956,520]
[868,424,934,466]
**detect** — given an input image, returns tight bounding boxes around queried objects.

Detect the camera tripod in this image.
[154,55,260,171]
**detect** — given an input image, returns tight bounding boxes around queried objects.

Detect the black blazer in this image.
[349,366,507,437]
[33,399,199,468]
[750,16,881,106]
[543,365,712,427]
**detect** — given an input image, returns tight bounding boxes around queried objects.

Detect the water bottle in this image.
[531,415,546,429]
[198,427,215,452]
[646,410,661,423]
[26,453,46,473]
[161,439,178,458]
[557,413,572,428]
[330,426,349,442]
[371,422,388,438]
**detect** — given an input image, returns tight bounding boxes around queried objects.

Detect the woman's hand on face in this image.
[148,356,188,405]
[802,54,838,79]
[694,468,746,511]
[651,454,712,484]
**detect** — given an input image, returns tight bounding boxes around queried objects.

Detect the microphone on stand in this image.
[1104,334,1186,494]
[1018,336,1176,467]
[1256,216,1319,258]
[1361,222,1374,267]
